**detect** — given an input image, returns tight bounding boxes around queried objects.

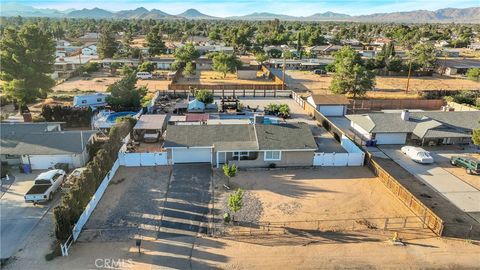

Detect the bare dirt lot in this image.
[53,73,170,93]
[177,70,278,85]
[284,70,480,98]
[434,152,480,191]
[214,167,417,232]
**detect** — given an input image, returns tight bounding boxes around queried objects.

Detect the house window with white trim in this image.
[264,151,281,161]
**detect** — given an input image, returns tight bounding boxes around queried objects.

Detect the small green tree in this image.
[223,163,237,187]
[408,43,437,72]
[278,104,290,119]
[467,68,480,81]
[121,65,134,76]
[106,73,146,108]
[212,52,242,78]
[228,188,244,221]
[473,127,480,146]
[183,61,195,76]
[196,89,214,104]
[330,46,375,98]
[138,61,156,73]
[255,53,269,64]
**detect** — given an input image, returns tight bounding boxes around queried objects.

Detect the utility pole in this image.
[405,59,412,94]
[282,51,286,90]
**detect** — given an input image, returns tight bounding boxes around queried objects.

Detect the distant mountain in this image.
[177,9,217,19]
[67,8,114,19]
[355,7,480,23]
[306,12,351,20]
[1,4,479,23]
[229,12,298,21]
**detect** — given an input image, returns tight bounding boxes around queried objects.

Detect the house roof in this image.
[164,123,317,151]
[134,114,167,130]
[164,124,258,151]
[346,111,480,137]
[185,113,209,122]
[310,95,350,105]
[255,123,317,150]
[1,123,96,155]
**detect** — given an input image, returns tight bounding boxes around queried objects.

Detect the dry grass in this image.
[286,70,480,99]
[177,70,278,85]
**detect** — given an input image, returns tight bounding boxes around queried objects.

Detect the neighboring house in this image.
[265,58,333,70]
[437,59,480,75]
[1,123,95,170]
[73,93,109,108]
[195,57,213,70]
[164,123,317,168]
[360,50,376,58]
[306,95,350,116]
[195,45,234,55]
[53,55,97,79]
[437,48,461,58]
[78,32,100,43]
[468,43,480,51]
[148,57,176,70]
[82,44,97,56]
[94,58,140,68]
[346,110,480,146]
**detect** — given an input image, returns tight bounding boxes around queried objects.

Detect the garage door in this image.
[319,106,345,116]
[375,133,407,145]
[27,155,74,170]
[172,148,211,164]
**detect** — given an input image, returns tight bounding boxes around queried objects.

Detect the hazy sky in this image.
[5,0,479,17]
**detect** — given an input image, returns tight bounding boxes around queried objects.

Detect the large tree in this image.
[212,52,242,78]
[408,43,437,72]
[0,24,56,107]
[106,73,146,108]
[97,26,118,59]
[146,25,166,56]
[330,46,375,98]
[174,43,200,65]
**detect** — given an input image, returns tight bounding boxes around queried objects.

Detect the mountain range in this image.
[1,3,479,23]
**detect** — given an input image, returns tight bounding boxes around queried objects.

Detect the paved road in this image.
[379,146,480,222]
[0,171,53,259]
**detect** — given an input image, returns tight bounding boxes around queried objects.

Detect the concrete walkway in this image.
[379,146,480,222]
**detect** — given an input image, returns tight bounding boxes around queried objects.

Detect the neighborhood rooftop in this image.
[309,94,351,105]
[346,111,480,134]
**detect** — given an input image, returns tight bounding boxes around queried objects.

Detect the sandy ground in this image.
[435,153,480,191]
[177,70,278,85]
[284,70,480,98]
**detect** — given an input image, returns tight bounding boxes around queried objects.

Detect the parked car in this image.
[313,69,327,75]
[24,169,66,204]
[401,146,434,164]
[450,156,480,174]
[136,72,152,80]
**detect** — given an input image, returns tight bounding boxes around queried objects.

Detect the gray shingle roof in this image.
[164,124,258,150]
[255,123,317,150]
[1,123,95,155]
[346,111,480,135]
[164,123,317,151]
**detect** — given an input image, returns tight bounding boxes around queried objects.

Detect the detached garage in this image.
[307,94,350,116]
[1,122,95,170]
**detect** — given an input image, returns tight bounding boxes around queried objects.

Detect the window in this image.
[97,98,103,102]
[233,151,249,158]
[81,100,87,104]
[264,151,281,161]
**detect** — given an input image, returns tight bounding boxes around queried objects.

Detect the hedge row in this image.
[41,105,93,127]
[53,120,134,240]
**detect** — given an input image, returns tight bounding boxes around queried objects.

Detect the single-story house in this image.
[346,110,480,146]
[164,123,317,168]
[1,122,96,170]
[306,95,350,116]
[82,44,97,56]
[149,57,175,70]
[195,57,213,70]
[437,59,480,75]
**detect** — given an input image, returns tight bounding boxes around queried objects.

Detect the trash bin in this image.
[22,164,31,174]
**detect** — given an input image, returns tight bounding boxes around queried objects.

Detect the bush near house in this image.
[41,105,93,127]
[53,119,134,240]
[264,103,290,118]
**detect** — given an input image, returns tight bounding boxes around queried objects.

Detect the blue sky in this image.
[4,0,479,17]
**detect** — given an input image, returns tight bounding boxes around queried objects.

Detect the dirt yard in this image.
[177,70,278,85]
[214,167,417,233]
[285,70,480,98]
[435,153,480,191]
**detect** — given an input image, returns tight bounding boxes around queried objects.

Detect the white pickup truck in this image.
[24,169,66,204]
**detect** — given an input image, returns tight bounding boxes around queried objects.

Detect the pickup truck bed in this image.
[25,184,52,195]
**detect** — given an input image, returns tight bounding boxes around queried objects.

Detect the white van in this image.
[401,146,434,164]
[136,72,152,80]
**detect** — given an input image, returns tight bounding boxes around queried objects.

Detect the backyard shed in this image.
[133,114,167,142]
[307,94,350,116]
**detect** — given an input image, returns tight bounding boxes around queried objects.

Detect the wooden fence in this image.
[168,83,285,91]
[365,156,444,236]
[348,99,445,113]
[157,89,292,98]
